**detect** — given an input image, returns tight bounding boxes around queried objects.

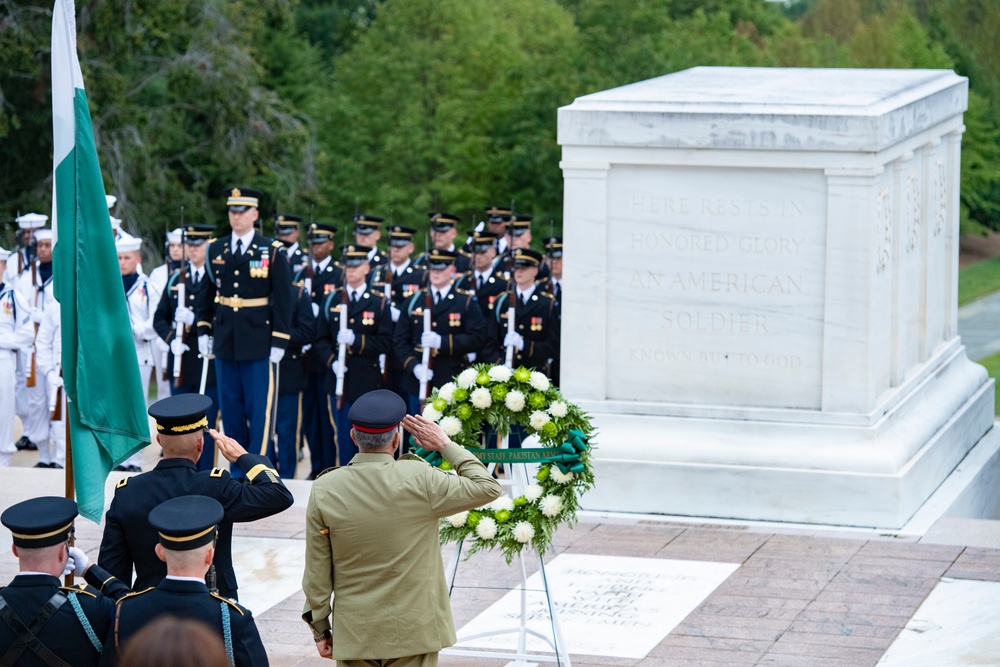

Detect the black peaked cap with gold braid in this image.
[148,393,214,435]
[1,496,77,548]
[148,495,224,551]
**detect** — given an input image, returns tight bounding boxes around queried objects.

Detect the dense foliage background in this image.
[2,0,999,258]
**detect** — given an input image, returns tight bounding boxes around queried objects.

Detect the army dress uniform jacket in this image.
[454,267,509,319]
[293,259,343,307]
[314,288,393,402]
[98,455,293,600]
[302,442,502,661]
[0,569,124,667]
[153,266,217,387]
[198,232,293,361]
[278,286,318,395]
[492,289,560,373]
[102,578,267,667]
[393,287,487,395]
[369,262,427,309]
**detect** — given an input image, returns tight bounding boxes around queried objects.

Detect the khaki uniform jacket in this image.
[302,441,501,660]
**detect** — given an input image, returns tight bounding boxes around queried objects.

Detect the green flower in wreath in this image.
[476,372,490,385]
[529,392,548,409]
[491,384,509,402]
[513,367,531,383]
[456,404,474,421]
[453,387,469,402]
[432,397,448,412]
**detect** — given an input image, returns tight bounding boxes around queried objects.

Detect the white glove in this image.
[332,360,347,377]
[504,332,525,351]
[198,335,211,357]
[421,331,442,349]
[301,344,312,353]
[337,329,356,346]
[467,352,477,363]
[68,546,90,577]
[414,363,434,383]
[46,371,64,389]
[311,302,320,317]
[269,347,285,364]
[62,556,74,578]
[170,338,190,357]
[30,309,43,324]
[174,306,195,326]
[390,306,400,323]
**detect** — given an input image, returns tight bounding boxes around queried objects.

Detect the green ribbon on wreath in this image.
[413,429,588,472]
[550,429,588,474]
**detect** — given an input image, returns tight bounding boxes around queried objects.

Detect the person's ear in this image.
[154,543,166,563]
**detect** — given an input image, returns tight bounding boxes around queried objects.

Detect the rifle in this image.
[419,287,433,406]
[173,211,187,386]
[334,275,349,409]
[504,290,516,369]
[26,261,38,387]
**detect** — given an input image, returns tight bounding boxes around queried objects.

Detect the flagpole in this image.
[65,391,75,586]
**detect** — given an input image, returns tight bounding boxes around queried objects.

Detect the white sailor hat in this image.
[110,216,122,231]
[33,229,53,243]
[106,194,117,209]
[116,232,142,253]
[166,228,182,245]
[0,247,10,262]
[16,213,48,230]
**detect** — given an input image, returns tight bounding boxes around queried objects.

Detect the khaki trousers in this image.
[338,653,438,667]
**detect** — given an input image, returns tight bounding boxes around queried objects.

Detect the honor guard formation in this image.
[1,188,563,664]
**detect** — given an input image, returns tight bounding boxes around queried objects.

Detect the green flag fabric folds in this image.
[51,0,150,522]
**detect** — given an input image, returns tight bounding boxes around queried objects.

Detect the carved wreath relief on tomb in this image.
[905,171,921,253]
[876,186,893,273]
[933,158,946,237]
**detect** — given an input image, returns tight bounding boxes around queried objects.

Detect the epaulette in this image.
[60,585,97,598]
[371,291,387,300]
[399,453,423,462]
[116,476,130,490]
[210,592,246,616]
[119,587,154,603]
[314,466,339,480]
[454,288,475,297]
[292,280,305,288]
[272,240,283,249]
[538,291,555,300]
[210,467,225,478]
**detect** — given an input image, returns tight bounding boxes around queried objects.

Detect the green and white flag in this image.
[52,0,149,522]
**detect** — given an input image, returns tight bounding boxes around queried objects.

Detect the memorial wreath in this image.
[412,363,596,563]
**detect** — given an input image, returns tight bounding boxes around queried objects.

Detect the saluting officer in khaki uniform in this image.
[302,390,501,666]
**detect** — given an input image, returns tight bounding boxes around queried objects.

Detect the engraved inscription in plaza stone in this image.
[606,166,827,409]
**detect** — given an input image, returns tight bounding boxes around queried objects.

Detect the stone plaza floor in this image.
[1,448,998,667]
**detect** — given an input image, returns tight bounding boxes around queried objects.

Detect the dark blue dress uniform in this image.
[153,225,219,471]
[102,497,267,667]
[198,191,293,459]
[273,285,317,478]
[415,212,473,273]
[315,246,394,465]
[295,223,343,479]
[0,497,119,667]
[275,213,307,275]
[492,288,560,373]
[353,214,387,280]
[97,394,293,601]
[392,254,487,402]
[536,236,563,385]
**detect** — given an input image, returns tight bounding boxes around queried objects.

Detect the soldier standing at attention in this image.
[315,245,393,465]
[302,391,501,664]
[352,214,387,277]
[0,497,128,666]
[537,236,564,385]
[393,250,486,415]
[153,224,219,471]
[0,249,35,466]
[103,496,268,667]
[275,213,307,275]
[197,187,292,466]
[98,393,292,602]
[416,212,472,274]
[492,248,559,375]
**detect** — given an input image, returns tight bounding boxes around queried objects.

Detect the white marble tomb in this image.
[558,67,994,527]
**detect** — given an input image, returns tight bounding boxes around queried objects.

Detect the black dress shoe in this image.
[113,465,126,472]
[33,462,52,468]
[16,436,38,451]
[124,465,142,473]
[50,463,64,469]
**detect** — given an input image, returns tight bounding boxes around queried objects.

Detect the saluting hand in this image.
[208,428,249,463]
[401,414,450,452]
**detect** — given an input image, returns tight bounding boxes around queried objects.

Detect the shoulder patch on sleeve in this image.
[210,467,225,478]
[210,593,246,616]
[116,477,129,490]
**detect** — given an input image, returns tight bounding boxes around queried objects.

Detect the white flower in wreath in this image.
[488,365,513,383]
[489,495,515,512]
[529,410,550,431]
[539,495,564,518]
[423,404,442,422]
[476,516,498,540]
[513,521,535,543]
[470,387,492,409]
[438,382,457,403]
[457,368,479,389]
[505,390,526,412]
[440,416,463,437]
[529,371,550,391]
[448,511,469,527]
[523,484,544,502]
[550,465,575,484]
[548,400,568,418]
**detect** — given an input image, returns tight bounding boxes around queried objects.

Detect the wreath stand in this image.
[440,434,572,667]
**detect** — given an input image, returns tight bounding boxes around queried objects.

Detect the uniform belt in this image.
[216,296,268,309]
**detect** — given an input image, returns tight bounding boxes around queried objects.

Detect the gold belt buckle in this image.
[230,296,242,312]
